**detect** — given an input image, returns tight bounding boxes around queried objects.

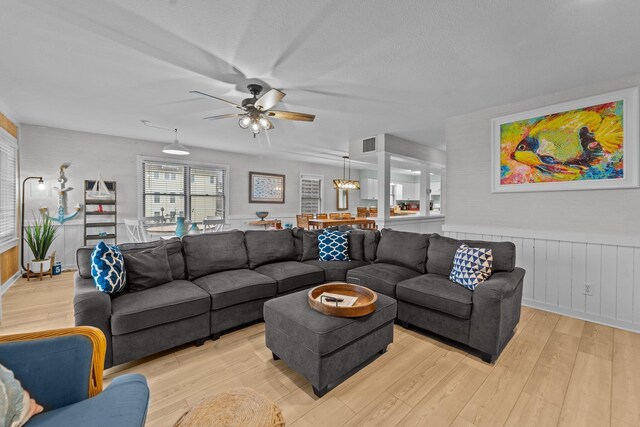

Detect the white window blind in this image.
[0,138,17,243]
[141,160,226,222]
[190,167,226,221]
[142,161,187,220]
[300,176,321,214]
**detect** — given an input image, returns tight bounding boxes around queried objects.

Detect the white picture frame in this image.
[491,87,639,193]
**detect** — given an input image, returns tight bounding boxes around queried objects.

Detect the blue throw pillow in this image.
[318,230,349,261]
[91,241,126,294]
[449,244,493,290]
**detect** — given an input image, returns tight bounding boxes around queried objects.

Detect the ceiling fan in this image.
[190,84,316,138]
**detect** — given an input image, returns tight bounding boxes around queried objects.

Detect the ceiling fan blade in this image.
[190,90,244,110]
[203,113,245,121]
[255,89,286,111]
[267,110,315,122]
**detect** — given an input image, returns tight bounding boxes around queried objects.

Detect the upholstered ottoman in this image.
[264,288,396,397]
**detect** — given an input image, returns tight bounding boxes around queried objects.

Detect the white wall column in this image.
[376,153,391,222]
[419,163,430,216]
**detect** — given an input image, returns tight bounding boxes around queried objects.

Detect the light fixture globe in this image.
[250,121,261,134]
[258,116,271,130]
[238,116,251,129]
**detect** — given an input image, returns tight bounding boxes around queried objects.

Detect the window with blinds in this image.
[0,137,17,244]
[300,176,322,214]
[141,160,226,221]
[190,167,225,222]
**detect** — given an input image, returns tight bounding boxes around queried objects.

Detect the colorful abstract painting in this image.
[492,88,639,192]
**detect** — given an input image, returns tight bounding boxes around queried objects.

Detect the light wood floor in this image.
[1,272,639,427]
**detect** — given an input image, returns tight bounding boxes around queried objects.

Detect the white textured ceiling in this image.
[2,0,640,166]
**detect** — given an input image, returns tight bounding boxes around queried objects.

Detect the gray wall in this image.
[445,72,640,236]
[19,125,360,266]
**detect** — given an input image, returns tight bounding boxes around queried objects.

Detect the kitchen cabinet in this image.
[401,182,419,200]
[360,178,378,200]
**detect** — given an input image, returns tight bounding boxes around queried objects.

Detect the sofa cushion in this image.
[347,231,365,261]
[318,230,349,261]
[301,230,321,261]
[91,242,126,294]
[122,245,173,292]
[110,280,210,335]
[292,227,304,260]
[254,261,324,294]
[362,229,381,262]
[245,230,297,269]
[264,289,397,355]
[182,231,248,280]
[376,229,429,273]
[119,238,186,281]
[396,274,473,319]
[427,234,516,275]
[303,260,369,282]
[346,263,421,297]
[193,269,277,310]
[450,244,494,290]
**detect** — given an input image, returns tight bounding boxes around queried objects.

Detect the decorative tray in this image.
[307,283,377,318]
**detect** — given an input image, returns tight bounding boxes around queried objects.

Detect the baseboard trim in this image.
[522,298,639,333]
[0,271,22,296]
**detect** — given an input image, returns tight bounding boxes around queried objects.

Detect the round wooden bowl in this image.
[308,283,377,318]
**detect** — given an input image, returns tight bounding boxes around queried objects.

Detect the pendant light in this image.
[142,121,190,155]
[333,156,360,190]
[162,128,190,155]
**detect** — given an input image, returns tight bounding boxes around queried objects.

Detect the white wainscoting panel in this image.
[444,226,640,333]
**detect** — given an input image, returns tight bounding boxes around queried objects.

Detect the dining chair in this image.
[341,212,352,219]
[368,208,378,217]
[296,214,310,230]
[329,213,341,219]
[316,213,328,219]
[124,218,144,243]
[202,219,225,233]
[356,207,368,218]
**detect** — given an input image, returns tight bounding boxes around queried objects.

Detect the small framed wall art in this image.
[249,172,285,203]
[491,87,639,192]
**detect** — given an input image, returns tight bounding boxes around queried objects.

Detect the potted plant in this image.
[24,214,59,274]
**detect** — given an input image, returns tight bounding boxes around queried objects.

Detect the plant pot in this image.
[30,258,51,274]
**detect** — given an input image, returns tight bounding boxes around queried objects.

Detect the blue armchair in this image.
[0,326,149,427]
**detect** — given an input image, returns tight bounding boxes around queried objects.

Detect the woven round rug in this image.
[174,387,285,427]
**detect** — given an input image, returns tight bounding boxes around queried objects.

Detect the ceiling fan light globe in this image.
[238,116,251,129]
[259,116,271,130]
[250,121,261,133]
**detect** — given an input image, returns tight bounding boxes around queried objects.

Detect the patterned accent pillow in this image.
[91,241,126,294]
[449,244,493,290]
[318,230,350,261]
[0,363,43,427]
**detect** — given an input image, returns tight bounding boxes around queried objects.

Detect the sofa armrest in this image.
[468,268,525,357]
[26,374,149,427]
[0,327,105,411]
[73,272,114,368]
[473,268,525,300]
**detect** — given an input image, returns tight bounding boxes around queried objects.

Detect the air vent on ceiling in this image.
[362,137,376,153]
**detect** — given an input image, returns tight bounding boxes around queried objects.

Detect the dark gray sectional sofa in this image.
[74,228,524,368]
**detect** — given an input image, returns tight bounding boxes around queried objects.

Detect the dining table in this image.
[146,223,202,237]
[307,217,377,230]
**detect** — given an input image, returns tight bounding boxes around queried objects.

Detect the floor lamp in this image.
[21,176,45,271]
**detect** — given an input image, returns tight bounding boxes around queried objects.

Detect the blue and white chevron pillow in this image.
[449,244,493,290]
[91,241,126,294]
[318,230,350,261]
